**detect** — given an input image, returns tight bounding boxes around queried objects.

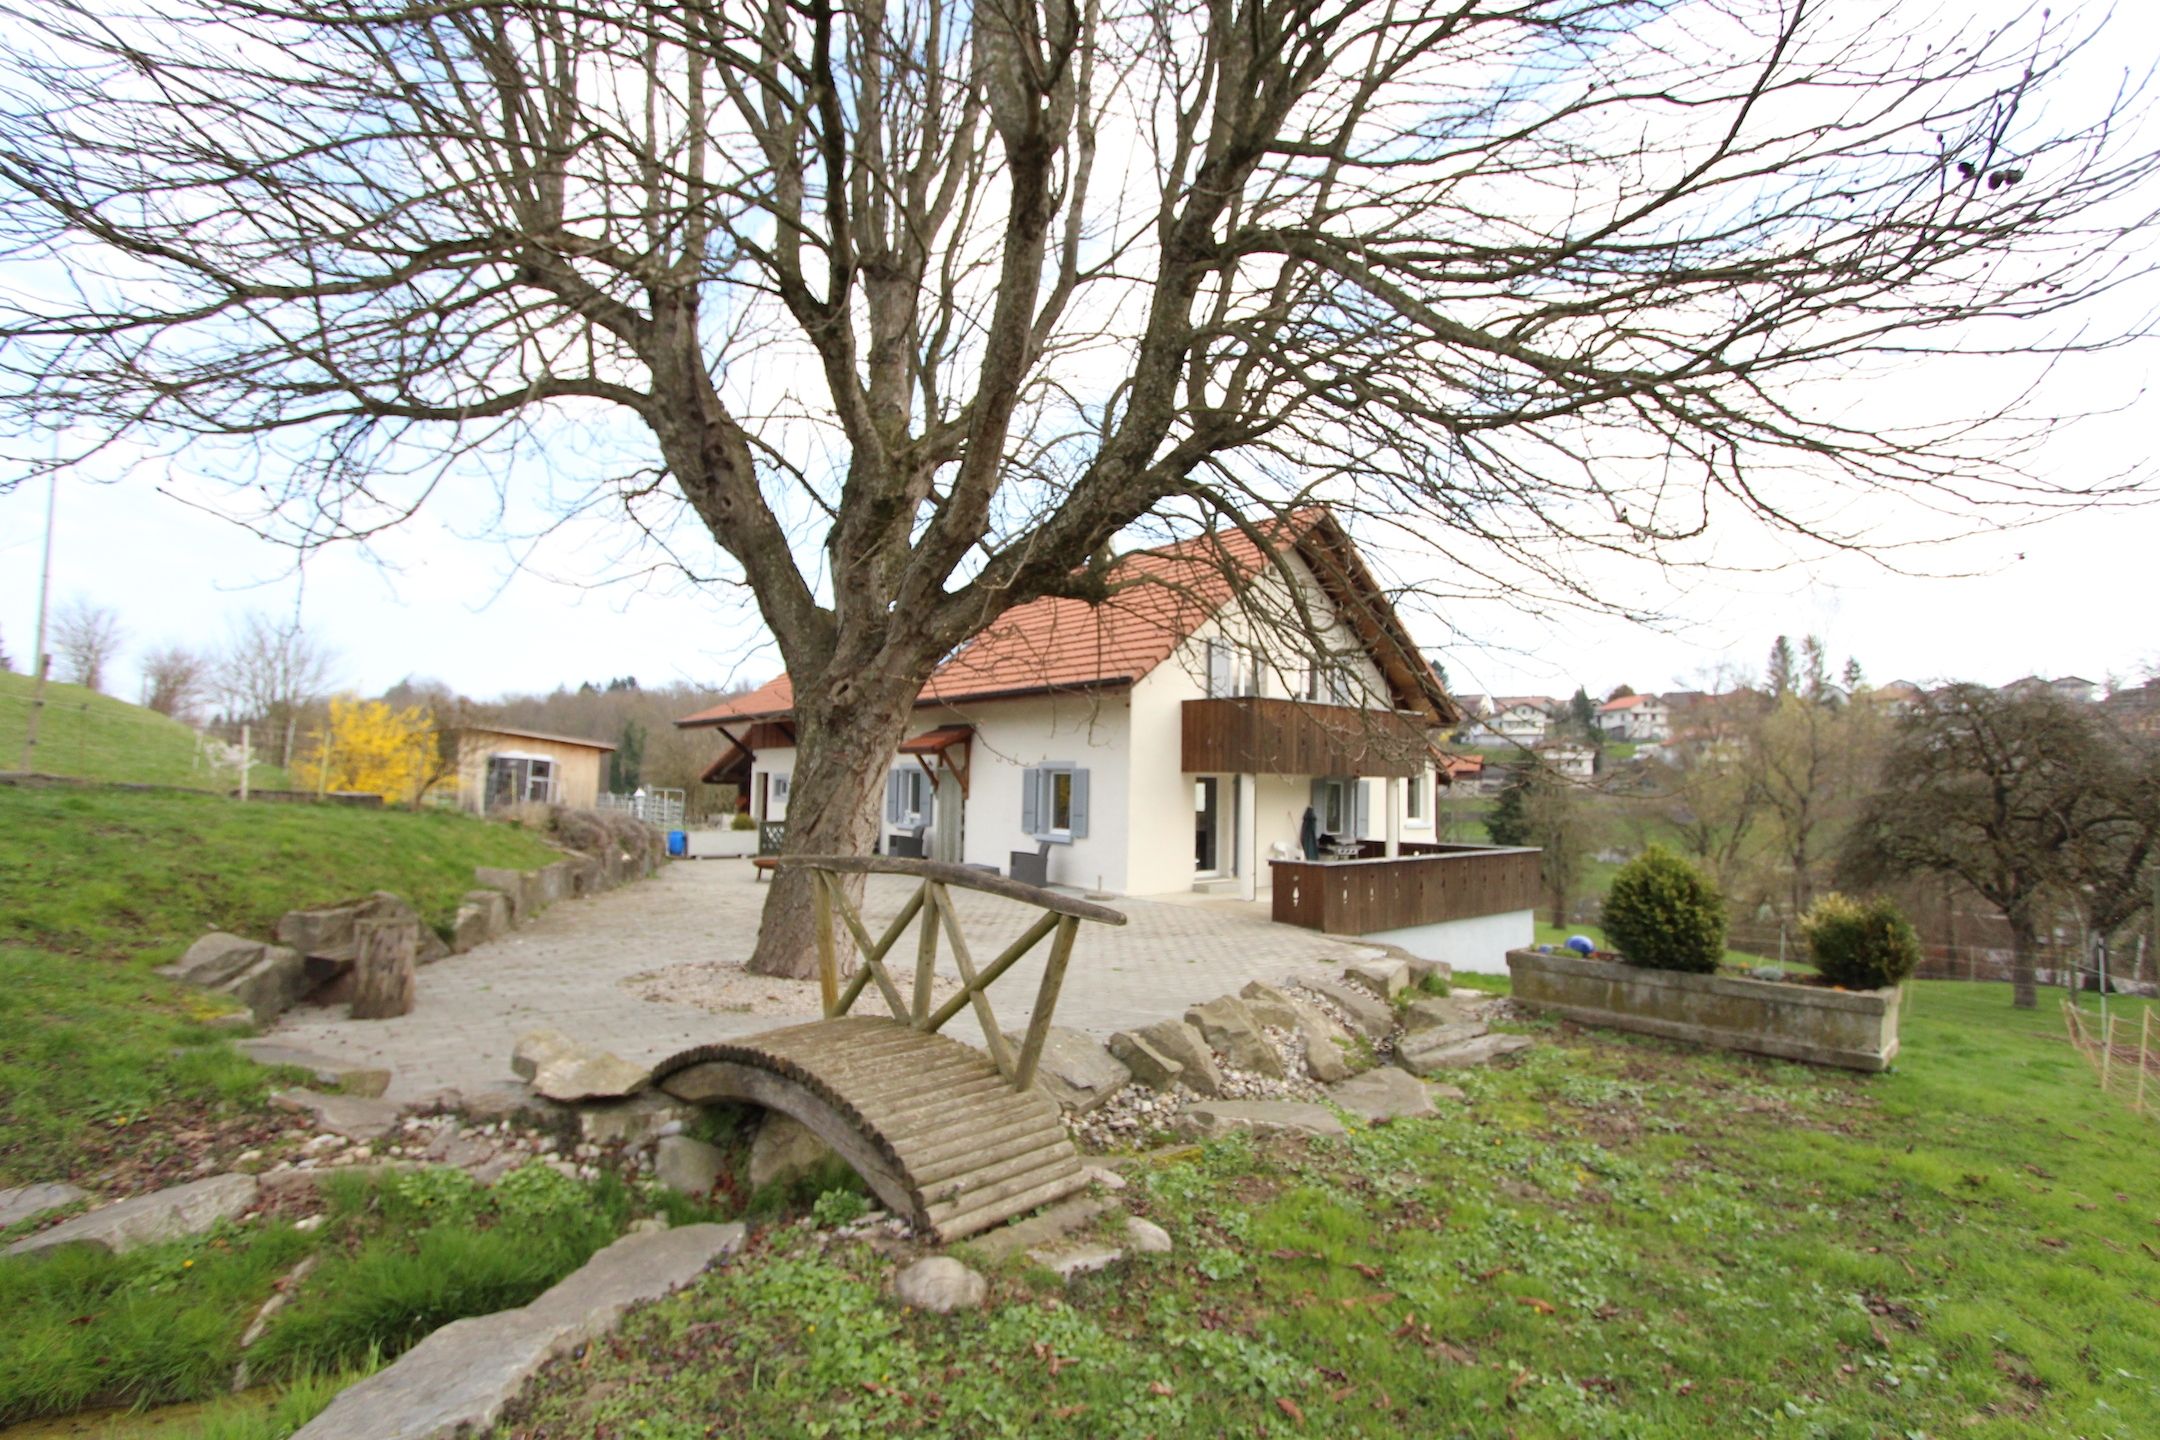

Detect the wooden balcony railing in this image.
[1270,844,1541,935]
[1181,696,1431,778]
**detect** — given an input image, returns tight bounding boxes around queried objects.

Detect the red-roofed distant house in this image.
[676,511,1467,902]
[1595,692,1670,742]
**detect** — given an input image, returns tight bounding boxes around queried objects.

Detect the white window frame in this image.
[1021,762,1090,843]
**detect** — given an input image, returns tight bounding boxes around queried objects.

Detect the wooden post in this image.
[350,917,418,1019]
[911,879,939,1025]
[1012,916,1081,1093]
[814,869,838,1017]
[2138,1009,2151,1116]
[928,883,1019,1081]
[2103,1012,2116,1092]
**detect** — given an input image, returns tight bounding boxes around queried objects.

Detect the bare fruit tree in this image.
[139,644,211,721]
[211,613,338,766]
[1,1,2155,975]
[50,599,123,693]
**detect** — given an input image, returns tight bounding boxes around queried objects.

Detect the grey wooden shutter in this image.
[1068,769,1089,838]
[886,771,902,824]
[921,773,934,826]
[1021,766,1040,835]
[1353,778,1371,838]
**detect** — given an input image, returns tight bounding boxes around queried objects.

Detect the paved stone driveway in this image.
[267,860,1380,1104]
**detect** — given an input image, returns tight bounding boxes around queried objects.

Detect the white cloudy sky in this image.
[2,2,2157,712]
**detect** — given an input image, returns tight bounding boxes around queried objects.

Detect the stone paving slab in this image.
[293,1222,744,1440]
[264,860,1377,1104]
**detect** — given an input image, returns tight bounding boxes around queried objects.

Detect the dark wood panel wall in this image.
[1269,847,1542,934]
[1181,697,1429,778]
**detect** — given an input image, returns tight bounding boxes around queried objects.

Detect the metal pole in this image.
[17,469,57,775]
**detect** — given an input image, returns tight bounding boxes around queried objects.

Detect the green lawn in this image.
[0,670,292,790]
[494,982,2160,1440]
[0,785,559,1186]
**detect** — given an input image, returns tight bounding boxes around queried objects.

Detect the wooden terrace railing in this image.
[1269,844,1541,935]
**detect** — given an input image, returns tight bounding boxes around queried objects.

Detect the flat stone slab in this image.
[0,1182,87,1229]
[1402,995,1483,1032]
[970,1196,1117,1262]
[513,1027,652,1102]
[1398,1032,1534,1075]
[1329,1066,1446,1122]
[1174,1101,1348,1141]
[8,1174,256,1256]
[1028,1243,1126,1280]
[1002,1026,1130,1113]
[272,1090,404,1140]
[240,1042,391,1097]
[293,1222,743,1440]
[1344,959,1410,1001]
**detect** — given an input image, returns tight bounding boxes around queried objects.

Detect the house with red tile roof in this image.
[1594,692,1670,742]
[675,511,1462,900]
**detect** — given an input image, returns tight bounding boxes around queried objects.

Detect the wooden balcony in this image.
[1181,696,1431,778]
[1270,844,1541,935]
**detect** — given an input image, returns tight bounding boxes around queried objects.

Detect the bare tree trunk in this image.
[745,678,921,979]
[2008,910,2040,1011]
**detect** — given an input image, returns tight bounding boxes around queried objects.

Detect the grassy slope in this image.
[496,982,2160,1440]
[0,670,293,791]
[0,785,559,1186]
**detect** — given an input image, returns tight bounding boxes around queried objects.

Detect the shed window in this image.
[485,754,555,807]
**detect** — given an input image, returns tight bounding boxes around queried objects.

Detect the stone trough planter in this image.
[1506,948,1902,1072]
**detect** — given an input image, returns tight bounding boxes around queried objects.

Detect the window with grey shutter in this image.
[1021,765,1040,834]
[1067,769,1089,838]
[1207,640,1235,698]
[1353,778,1371,838]
[886,770,903,824]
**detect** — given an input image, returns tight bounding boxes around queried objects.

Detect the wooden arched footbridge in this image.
[651,857,1126,1241]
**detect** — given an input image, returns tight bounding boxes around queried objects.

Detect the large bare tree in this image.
[1,0,2154,974]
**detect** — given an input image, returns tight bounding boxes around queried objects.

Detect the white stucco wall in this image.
[909,693,1134,893]
[1361,908,1536,974]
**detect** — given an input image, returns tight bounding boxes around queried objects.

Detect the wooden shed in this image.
[451,725,616,814]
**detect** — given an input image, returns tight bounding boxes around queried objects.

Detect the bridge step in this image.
[652,1017,1089,1241]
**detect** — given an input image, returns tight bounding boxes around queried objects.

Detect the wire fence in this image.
[598,788,685,829]
[2061,999,2160,1119]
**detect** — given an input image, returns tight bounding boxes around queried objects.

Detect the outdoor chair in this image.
[1008,839,1054,888]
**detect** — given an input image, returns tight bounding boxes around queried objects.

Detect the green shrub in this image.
[731,811,757,831]
[1419,971,1452,997]
[1601,845,1726,973]
[811,1188,870,1228]
[1802,892,1921,990]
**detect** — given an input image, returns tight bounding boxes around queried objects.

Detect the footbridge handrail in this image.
[770,854,1126,1094]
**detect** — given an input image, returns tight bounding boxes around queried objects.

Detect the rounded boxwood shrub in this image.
[1601,845,1726,973]
[1802,892,1921,990]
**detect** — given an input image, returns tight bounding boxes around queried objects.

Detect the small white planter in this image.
[683,829,759,858]
[1506,948,1902,1072]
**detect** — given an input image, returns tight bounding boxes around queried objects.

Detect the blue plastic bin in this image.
[666,830,688,857]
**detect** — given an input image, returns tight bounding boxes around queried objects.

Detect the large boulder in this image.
[472,866,536,925]
[1126,1019,1224,1097]
[160,932,267,988]
[1398,1030,1533,1075]
[894,1257,987,1314]
[159,933,308,1025]
[1106,1030,1185,1092]
[1241,981,1354,1081]
[1184,995,1286,1079]
[511,1028,651,1102]
[1344,959,1411,1001]
[1003,1027,1131,1113]
[1298,978,1396,1042]
[653,1136,723,1196]
[1402,994,1483,1032]
[8,1174,256,1257]
[1173,1101,1347,1141]
[748,1112,837,1192]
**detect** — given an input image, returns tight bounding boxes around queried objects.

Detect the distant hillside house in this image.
[678,509,1461,901]
[1595,692,1670,742]
[1534,741,1598,780]
[1461,696,1554,746]
[451,725,616,814]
